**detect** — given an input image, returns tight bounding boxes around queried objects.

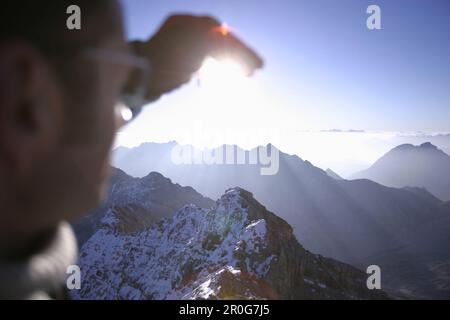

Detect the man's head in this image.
[0,0,129,255]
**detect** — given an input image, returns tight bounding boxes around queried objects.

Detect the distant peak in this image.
[224,187,253,198]
[419,142,437,149]
[392,142,439,152]
[326,168,343,180]
[225,187,241,194]
[145,171,164,178]
[393,143,414,150]
[265,143,279,150]
[142,171,168,182]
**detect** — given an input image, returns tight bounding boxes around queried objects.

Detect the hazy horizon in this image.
[114,131,450,177]
[116,0,450,177]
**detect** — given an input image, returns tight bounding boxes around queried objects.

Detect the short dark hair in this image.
[0,0,122,144]
[0,0,115,56]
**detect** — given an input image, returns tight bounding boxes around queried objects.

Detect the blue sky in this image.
[116,0,450,171]
[120,0,450,132]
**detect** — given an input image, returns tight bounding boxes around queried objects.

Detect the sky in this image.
[116,0,450,173]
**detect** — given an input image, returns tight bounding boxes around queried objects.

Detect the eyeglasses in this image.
[82,47,150,124]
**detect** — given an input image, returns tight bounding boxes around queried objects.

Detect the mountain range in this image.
[72,178,386,300]
[72,167,214,247]
[112,142,450,298]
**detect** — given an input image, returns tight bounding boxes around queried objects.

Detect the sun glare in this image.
[197,57,247,89]
[195,56,257,119]
[187,57,284,148]
[212,22,231,36]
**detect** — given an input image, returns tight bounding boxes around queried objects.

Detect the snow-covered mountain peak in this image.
[73,184,386,300]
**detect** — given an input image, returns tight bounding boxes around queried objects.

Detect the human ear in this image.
[0,43,63,176]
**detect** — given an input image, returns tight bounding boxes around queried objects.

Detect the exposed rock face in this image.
[112,143,445,263]
[112,142,450,298]
[72,167,215,247]
[72,188,387,300]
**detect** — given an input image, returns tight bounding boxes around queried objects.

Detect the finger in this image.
[171,17,264,74]
[160,14,221,32]
[208,28,264,76]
